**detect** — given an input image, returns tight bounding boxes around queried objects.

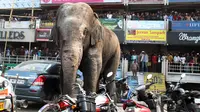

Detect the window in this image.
[15,63,52,72]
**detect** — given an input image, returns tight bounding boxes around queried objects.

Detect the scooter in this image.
[123,74,161,112]
[0,74,28,112]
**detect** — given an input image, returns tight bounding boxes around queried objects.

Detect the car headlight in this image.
[2,80,9,88]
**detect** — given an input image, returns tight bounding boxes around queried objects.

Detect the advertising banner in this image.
[144,73,166,92]
[128,0,164,4]
[168,0,200,2]
[127,20,166,30]
[126,30,166,44]
[167,32,200,45]
[171,21,200,31]
[0,0,40,9]
[4,21,32,29]
[99,18,123,30]
[0,29,35,42]
[41,0,104,4]
[36,29,52,41]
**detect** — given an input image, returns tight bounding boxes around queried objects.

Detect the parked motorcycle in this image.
[96,72,118,112]
[38,72,117,112]
[161,73,200,112]
[122,74,162,112]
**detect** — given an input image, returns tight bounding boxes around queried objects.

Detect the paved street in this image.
[17,103,125,112]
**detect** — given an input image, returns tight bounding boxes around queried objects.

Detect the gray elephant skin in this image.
[51,2,121,98]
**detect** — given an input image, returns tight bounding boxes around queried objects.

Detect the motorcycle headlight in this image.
[2,80,9,88]
[100,106,109,110]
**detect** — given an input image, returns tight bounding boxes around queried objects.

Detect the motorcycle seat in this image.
[134,100,149,108]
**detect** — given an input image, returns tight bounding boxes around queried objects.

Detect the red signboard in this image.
[128,0,164,4]
[41,0,104,4]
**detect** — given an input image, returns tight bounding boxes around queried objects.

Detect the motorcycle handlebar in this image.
[145,82,155,89]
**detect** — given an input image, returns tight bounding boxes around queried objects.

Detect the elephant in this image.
[51,2,121,98]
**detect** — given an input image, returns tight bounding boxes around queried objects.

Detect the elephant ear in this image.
[94,12,99,19]
[90,24,103,46]
[51,25,59,47]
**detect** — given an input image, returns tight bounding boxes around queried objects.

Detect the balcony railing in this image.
[1,55,60,64]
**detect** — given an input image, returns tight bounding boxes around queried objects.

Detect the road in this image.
[17,103,125,112]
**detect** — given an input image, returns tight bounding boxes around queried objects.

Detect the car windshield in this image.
[15,62,52,72]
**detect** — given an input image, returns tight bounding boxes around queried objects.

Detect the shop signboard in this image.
[4,21,32,29]
[0,0,40,9]
[36,29,52,41]
[144,72,166,92]
[168,0,200,2]
[167,32,200,45]
[128,0,164,4]
[0,29,35,42]
[126,30,166,44]
[171,21,200,31]
[99,18,123,30]
[127,20,166,30]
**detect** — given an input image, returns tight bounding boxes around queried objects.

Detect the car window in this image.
[15,63,52,72]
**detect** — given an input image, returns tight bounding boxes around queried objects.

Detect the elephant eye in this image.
[83,28,88,36]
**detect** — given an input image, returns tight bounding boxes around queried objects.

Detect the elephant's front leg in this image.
[83,48,102,94]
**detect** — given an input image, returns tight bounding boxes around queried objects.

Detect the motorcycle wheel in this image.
[39,105,60,112]
[187,104,198,112]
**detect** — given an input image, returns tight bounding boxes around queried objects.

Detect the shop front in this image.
[0,28,35,51]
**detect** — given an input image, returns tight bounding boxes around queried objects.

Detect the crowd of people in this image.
[3,46,59,58]
[37,10,200,21]
[1,10,199,22]
[122,50,200,74]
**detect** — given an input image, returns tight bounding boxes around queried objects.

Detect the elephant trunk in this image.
[61,42,83,97]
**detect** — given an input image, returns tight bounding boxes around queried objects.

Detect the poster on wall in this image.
[128,0,164,4]
[167,32,200,45]
[126,30,166,44]
[127,20,166,30]
[144,72,166,92]
[99,18,123,30]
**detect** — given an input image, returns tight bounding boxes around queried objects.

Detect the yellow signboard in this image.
[144,72,166,92]
[126,30,166,41]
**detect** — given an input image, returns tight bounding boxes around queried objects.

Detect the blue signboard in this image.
[169,0,200,2]
[171,21,200,31]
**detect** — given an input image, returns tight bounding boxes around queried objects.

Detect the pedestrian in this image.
[131,59,139,79]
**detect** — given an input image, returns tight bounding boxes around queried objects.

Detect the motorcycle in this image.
[96,72,118,112]
[122,74,162,112]
[38,72,117,112]
[161,73,200,112]
[115,76,129,102]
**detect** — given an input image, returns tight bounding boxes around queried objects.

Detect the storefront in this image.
[0,28,35,51]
